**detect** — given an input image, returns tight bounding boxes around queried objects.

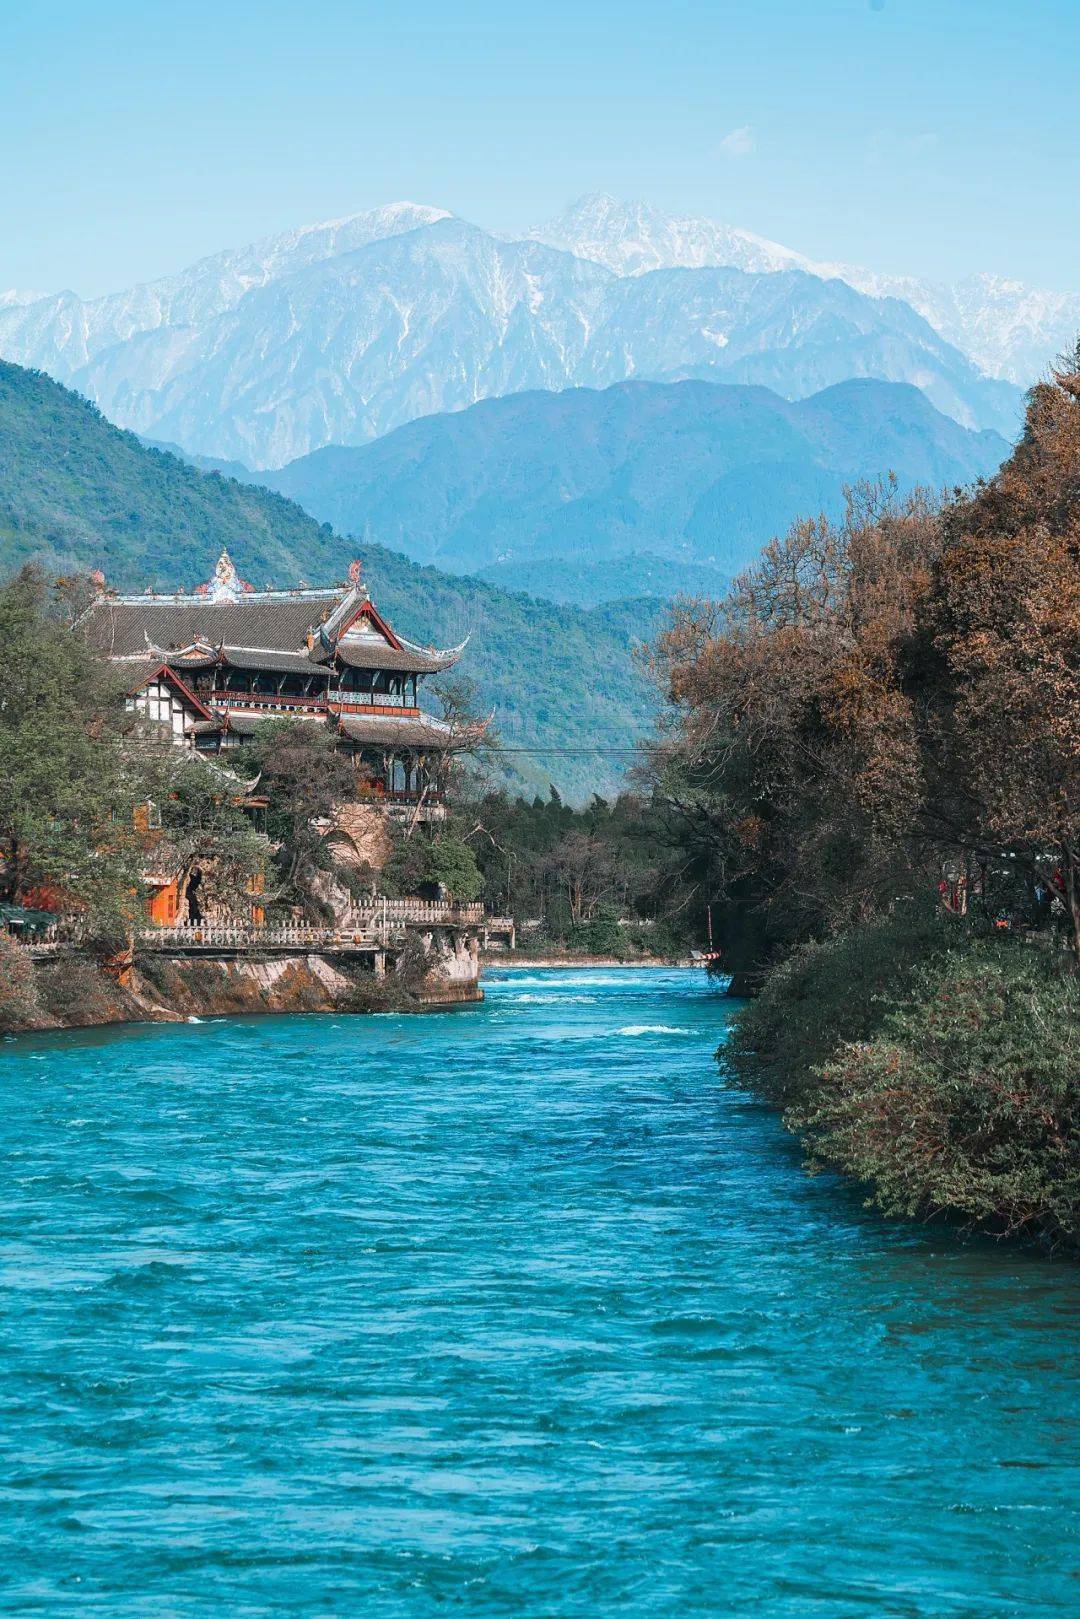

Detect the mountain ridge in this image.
[254,376,1008,594]
[0,209,1021,466]
[533,192,1080,387]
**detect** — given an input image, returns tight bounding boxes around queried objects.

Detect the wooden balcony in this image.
[208,692,420,717]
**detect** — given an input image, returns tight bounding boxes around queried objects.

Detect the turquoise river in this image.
[1,967,1076,1616]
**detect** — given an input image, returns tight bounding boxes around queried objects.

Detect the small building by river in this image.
[70,552,490,1004]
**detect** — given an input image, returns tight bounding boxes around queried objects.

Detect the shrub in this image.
[0,933,44,1032]
[36,956,123,1027]
[726,903,954,1107]
[789,941,1078,1247]
[568,904,626,957]
[382,829,483,903]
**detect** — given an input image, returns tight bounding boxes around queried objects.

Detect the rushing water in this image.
[1,968,1076,1617]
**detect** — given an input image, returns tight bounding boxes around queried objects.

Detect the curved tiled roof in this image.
[162,650,220,671]
[222,710,454,750]
[79,580,464,676]
[80,591,341,659]
[338,713,456,749]
[333,640,463,673]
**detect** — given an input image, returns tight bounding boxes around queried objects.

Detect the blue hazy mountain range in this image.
[0,209,1022,468]
[252,378,1009,601]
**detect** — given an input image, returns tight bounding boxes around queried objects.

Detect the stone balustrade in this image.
[11,900,487,960]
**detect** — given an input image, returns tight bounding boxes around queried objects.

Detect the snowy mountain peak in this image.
[300,200,450,234]
[530,193,1080,385]
[0,201,457,382]
[531,192,813,279]
[0,196,1035,467]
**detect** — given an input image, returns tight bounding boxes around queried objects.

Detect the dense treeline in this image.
[450,789,687,957]
[650,351,1080,1246]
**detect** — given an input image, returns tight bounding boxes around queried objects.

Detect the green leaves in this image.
[737,923,1079,1247]
[0,568,143,923]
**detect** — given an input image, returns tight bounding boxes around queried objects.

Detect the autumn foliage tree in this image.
[651,480,944,978]
[929,347,1080,961]
[652,349,1080,971]
[647,359,1080,1245]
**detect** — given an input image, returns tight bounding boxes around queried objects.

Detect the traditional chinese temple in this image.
[78,551,470,813]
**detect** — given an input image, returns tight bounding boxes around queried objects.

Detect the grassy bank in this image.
[723,910,1079,1249]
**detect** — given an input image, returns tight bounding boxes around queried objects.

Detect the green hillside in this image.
[475,551,731,606]
[0,363,333,585]
[0,362,659,800]
[258,378,1008,599]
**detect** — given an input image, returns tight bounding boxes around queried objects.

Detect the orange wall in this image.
[148,881,180,925]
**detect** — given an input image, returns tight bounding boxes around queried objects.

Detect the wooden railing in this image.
[211,691,325,712]
[208,692,420,715]
[21,936,81,957]
[135,904,483,952]
[355,787,447,806]
[16,920,85,955]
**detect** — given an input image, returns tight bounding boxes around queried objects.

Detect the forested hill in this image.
[0,362,332,585]
[0,361,657,800]
[258,378,1009,602]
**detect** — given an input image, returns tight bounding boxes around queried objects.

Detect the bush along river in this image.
[2,967,1076,1617]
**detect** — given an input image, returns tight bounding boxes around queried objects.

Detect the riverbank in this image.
[1,944,690,1037]
[0,944,481,1036]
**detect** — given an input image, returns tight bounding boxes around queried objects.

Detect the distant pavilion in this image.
[78,550,470,811]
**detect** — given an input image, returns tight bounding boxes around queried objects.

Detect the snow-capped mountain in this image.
[0,201,449,381]
[529,192,815,279]
[0,201,1022,466]
[841,271,1080,388]
[71,222,614,467]
[534,195,1080,388]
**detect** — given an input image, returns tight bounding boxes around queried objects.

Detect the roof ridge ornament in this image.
[347,558,370,599]
[201,548,253,602]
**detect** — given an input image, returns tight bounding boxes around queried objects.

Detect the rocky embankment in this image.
[3,943,482,1036]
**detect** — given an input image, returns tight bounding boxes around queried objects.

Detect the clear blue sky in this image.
[2,0,1076,297]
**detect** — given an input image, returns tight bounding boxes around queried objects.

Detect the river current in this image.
[1,967,1076,1616]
